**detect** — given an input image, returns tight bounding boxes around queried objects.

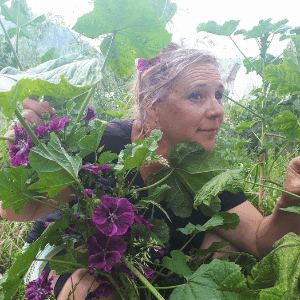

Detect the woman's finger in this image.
[20,109,44,126]
[4,129,14,148]
[23,99,50,116]
[41,101,55,115]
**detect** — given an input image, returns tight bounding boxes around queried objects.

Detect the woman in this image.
[2,43,300,299]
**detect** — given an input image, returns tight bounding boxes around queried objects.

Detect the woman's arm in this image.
[0,187,74,222]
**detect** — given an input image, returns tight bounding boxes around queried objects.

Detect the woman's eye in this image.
[188,92,203,100]
[215,91,223,101]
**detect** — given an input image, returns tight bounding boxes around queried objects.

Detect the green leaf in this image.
[234,140,248,150]
[1,231,47,300]
[196,20,240,36]
[169,259,258,300]
[248,232,300,299]
[73,0,173,77]
[272,110,300,140]
[28,169,75,198]
[97,150,119,165]
[162,250,192,277]
[194,168,244,209]
[29,135,82,180]
[177,212,240,235]
[235,120,257,133]
[150,219,170,244]
[40,47,59,63]
[243,58,263,74]
[0,165,33,214]
[279,206,300,214]
[78,119,107,158]
[263,36,300,97]
[49,240,88,275]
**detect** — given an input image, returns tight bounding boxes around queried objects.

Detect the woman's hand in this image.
[4,99,55,148]
[281,157,300,205]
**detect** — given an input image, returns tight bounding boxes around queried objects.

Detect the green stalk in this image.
[265,133,286,139]
[0,136,14,141]
[121,256,165,300]
[15,106,40,146]
[229,35,264,78]
[0,18,23,70]
[133,169,174,193]
[244,180,300,200]
[16,0,21,55]
[223,95,263,120]
[35,258,86,269]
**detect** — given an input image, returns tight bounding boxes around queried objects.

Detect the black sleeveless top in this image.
[25,119,247,254]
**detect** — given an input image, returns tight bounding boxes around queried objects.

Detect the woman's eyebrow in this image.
[192,84,225,90]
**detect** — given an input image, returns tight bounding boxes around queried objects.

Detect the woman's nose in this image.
[205,96,224,119]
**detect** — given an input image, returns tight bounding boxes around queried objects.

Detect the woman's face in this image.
[152,63,224,153]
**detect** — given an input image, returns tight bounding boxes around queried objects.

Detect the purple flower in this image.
[73,195,79,204]
[84,106,96,122]
[85,218,96,227]
[75,214,81,219]
[150,246,164,257]
[47,117,69,131]
[142,267,155,280]
[98,177,112,191]
[133,207,154,232]
[92,196,135,236]
[118,263,154,281]
[34,125,49,139]
[44,222,52,228]
[86,231,126,272]
[65,223,76,235]
[137,56,160,72]
[81,164,111,174]
[91,275,116,298]
[9,127,33,167]
[24,271,54,300]
[81,189,93,199]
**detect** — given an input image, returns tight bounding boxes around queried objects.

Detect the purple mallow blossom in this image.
[87,231,126,272]
[84,106,96,122]
[92,196,135,236]
[24,270,54,300]
[34,125,49,139]
[133,206,154,231]
[81,189,93,199]
[90,275,116,298]
[47,117,69,131]
[9,127,33,167]
[81,164,111,174]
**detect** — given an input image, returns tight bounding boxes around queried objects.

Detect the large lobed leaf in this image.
[197,20,240,36]
[169,259,258,300]
[0,165,33,214]
[194,168,244,210]
[248,232,300,299]
[272,110,300,141]
[148,142,230,218]
[263,36,300,97]
[73,0,174,77]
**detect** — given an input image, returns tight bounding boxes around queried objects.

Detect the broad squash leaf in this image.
[162,250,192,277]
[235,120,257,133]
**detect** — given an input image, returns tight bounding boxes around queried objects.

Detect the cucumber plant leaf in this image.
[248,232,300,299]
[243,58,263,74]
[40,47,59,63]
[235,120,257,133]
[169,259,258,300]
[196,20,240,36]
[0,165,33,214]
[177,211,240,235]
[73,0,174,77]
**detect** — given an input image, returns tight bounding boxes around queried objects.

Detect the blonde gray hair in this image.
[128,42,220,133]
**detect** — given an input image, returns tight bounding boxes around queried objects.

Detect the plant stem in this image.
[133,169,174,193]
[35,258,86,269]
[16,0,21,55]
[124,167,141,195]
[180,232,196,251]
[265,133,286,139]
[0,136,14,141]
[223,95,263,120]
[229,35,264,78]
[264,179,282,187]
[0,18,23,71]
[121,256,165,300]
[15,106,40,146]
[244,180,300,200]
[138,285,182,290]
[67,269,89,300]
